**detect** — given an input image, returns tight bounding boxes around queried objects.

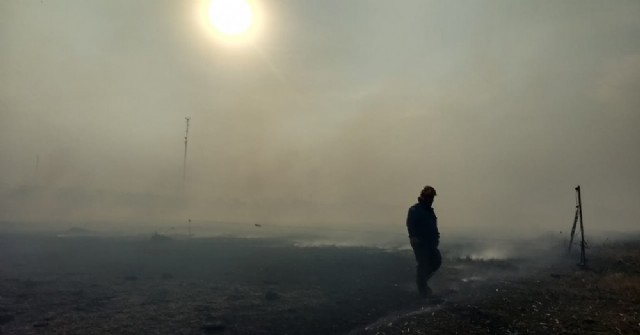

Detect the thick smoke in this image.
[1,0,639,238]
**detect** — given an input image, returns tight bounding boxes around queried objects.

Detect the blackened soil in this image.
[0,232,604,335]
[354,242,640,335]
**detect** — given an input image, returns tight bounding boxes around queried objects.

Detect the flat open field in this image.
[0,231,638,334]
[357,241,640,335]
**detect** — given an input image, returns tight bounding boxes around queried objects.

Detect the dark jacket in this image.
[406,202,439,248]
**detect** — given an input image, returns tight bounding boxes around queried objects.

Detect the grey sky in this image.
[1,0,639,235]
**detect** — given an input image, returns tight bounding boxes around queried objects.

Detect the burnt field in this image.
[0,231,638,335]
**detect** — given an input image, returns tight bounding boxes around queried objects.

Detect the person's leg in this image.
[424,248,442,286]
[416,264,431,296]
[412,243,431,297]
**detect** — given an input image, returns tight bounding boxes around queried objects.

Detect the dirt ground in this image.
[355,241,640,335]
[0,232,638,335]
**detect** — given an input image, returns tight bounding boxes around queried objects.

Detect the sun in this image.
[207,0,254,36]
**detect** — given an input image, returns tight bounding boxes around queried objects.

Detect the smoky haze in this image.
[1,0,639,238]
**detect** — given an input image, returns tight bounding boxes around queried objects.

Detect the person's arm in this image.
[426,211,439,247]
[406,207,418,238]
[432,221,440,247]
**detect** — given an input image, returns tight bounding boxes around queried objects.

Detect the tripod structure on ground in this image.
[568,185,587,268]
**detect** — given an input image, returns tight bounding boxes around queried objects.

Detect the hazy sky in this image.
[1,0,639,235]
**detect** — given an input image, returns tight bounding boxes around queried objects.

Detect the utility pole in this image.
[183,117,191,191]
[568,185,587,268]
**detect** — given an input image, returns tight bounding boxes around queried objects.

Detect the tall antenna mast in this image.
[183,117,191,190]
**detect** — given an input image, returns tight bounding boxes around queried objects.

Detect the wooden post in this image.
[576,186,587,267]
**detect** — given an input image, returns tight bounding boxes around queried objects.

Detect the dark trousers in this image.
[410,240,442,295]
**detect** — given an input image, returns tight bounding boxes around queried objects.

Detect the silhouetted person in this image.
[407,185,441,297]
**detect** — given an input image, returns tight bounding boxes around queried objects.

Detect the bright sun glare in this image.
[208,0,254,36]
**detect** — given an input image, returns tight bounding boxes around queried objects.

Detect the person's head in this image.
[418,185,437,206]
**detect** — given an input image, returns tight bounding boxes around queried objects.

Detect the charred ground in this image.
[0,231,638,334]
[355,241,640,335]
